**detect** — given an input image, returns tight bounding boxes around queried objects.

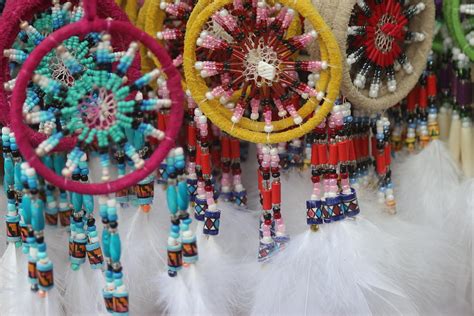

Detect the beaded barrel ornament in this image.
[307,0,435,111]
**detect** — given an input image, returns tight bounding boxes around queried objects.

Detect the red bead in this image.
[271,181,281,204]
[311,143,319,166]
[221,137,231,159]
[328,143,338,165]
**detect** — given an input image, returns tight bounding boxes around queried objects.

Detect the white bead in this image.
[194,61,203,70]
[264,125,274,133]
[205,91,214,100]
[278,110,287,117]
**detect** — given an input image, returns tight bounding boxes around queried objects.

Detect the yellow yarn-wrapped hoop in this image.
[183,0,342,143]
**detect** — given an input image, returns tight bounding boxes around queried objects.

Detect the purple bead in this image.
[456,79,472,106]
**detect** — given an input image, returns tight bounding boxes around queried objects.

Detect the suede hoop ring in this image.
[10,0,184,195]
[183,0,341,143]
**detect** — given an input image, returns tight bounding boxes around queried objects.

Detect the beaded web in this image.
[193,0,328,133]
[23,35,171,182]
[346,0,427,99]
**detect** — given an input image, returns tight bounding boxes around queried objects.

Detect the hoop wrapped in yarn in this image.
[444,0,474,61]
[10,0,184,195]
[307,0,435,111]
[115,0,139,23]
[183,0,342,144]
[0,0,137,151]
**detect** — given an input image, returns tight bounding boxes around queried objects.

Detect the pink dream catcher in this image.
[9,0,184,195]
[0,0,140,152]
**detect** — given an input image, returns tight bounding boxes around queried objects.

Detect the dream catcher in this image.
[3,0,184,314]
[307,0,435,111]
[0,0,136,313]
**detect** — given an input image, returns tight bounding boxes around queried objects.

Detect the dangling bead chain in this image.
[220,134,247,206]
[194,109,221,236]
[306,101,360,228]
[257,144,287,261]
[186,91,198,212]
[100,195,129,315]
[372,114,395,210]
[3,129,22,247]
[166,148,198,277]
[21,164,54,296]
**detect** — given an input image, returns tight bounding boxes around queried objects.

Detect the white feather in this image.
[156,202,259,315]
[122,204,167,315]
[63,266,107,315]
[0,243,65,315]
[249,219,419,315]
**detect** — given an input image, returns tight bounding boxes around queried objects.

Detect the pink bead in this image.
[262,224,271,237]
[283,10,293,28]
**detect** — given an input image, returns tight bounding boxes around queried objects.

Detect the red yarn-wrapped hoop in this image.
[10,2,184,195]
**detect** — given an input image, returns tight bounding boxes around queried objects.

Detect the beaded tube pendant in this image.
[100,195,129,315]
[193,109,221,235]
[371,114,395,210]
[166,147,198,277]
[20,164,55,295]
[306,100,360,228]
[257,144,288,261]
[3,128,22,248]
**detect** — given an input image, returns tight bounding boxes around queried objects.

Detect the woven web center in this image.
[375,14,398,53]
[79,87,117,130]
[50,55,75,87]
[243,36,281,87]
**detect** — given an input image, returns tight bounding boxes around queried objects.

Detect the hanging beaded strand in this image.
[3,129,22,248]
[166,148,198,277]
[186,91,199,213]
[100,195,129,315]
[307,100,360,228]
[22,164,55,296]
[372,114,396,210]
[257,144,275,261]
[306,119,327,229]
[193,109,221,235]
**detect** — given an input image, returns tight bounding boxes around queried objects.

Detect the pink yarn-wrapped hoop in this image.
[0,0,137,152]
[10,2,184,195]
